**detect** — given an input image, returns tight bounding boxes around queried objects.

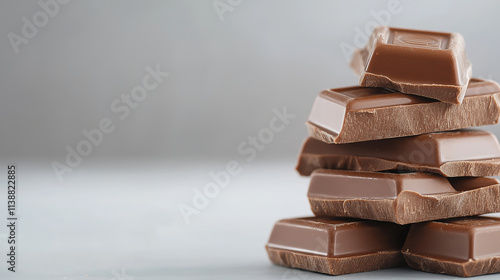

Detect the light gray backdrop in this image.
[2,0,500,162]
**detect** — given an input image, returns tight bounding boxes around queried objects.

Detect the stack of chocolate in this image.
[266,26,500,277]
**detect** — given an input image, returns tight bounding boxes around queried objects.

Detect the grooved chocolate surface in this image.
[350,26,471,104]
[296,130,500,177]
[307,78,500,143]
[403,216,500,277]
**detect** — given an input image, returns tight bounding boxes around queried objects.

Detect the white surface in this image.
[0,159,499,279]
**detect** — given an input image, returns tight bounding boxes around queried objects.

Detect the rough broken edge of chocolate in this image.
[306,93,500,144]
[349,33,472,105]
[403,252,500,277]
[359,72,468,104]
[266,246,405,276]
[309,184,500,225]
[296,154,500,177]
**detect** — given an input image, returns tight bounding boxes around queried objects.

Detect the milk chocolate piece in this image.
[350,26,472,104]
[266,217,408,275]
[403,216,500,277]
[296,130,500,177]
[308,169,500,224]
[448,177,500,191]
[307,78,500,143]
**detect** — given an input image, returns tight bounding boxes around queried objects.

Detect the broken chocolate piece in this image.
[266,216,408,275]
[307,169,500,224]
[296,130,500,177]
[448,177,500,191]
[350,26,471,104]
[403,216,500,277]
[307,78,500,143]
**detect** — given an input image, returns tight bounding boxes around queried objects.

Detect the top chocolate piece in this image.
[351,26,472,104]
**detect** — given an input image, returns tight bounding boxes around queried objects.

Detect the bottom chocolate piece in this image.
[403,216,500,277]
[266,217,408,275]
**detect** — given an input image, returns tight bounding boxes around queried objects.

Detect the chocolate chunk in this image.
[265,217,408,275]
[296,130,500,177]
[307,78,500,143]
[403,216,500,277]
[448,177,500,191]
[350,26,472,104]
[307,169,500,224]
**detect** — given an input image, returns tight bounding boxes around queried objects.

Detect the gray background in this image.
[1,1,500,279]
[2,0,500,162]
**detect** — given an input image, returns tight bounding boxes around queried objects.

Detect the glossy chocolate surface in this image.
[350,26,471,104]
[306,78,500,143]
[403,216,500,262]
[448,177,500,191]
[308,170,456,199]
[296,130,500,176]
[308,174,500,224]
[266,217,407,257]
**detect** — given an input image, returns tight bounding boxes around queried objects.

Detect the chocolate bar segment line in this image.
[307,78,500,144]
[296,130,500,177]
[350,26,472,104]
[307,170,500,224]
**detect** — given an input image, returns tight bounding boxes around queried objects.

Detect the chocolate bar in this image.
[265,217,408,275]
[403,216,500,277]
[307,169,500,224]
[307,78,500,144]
[296,130,500,177]
[350,26,471,104]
